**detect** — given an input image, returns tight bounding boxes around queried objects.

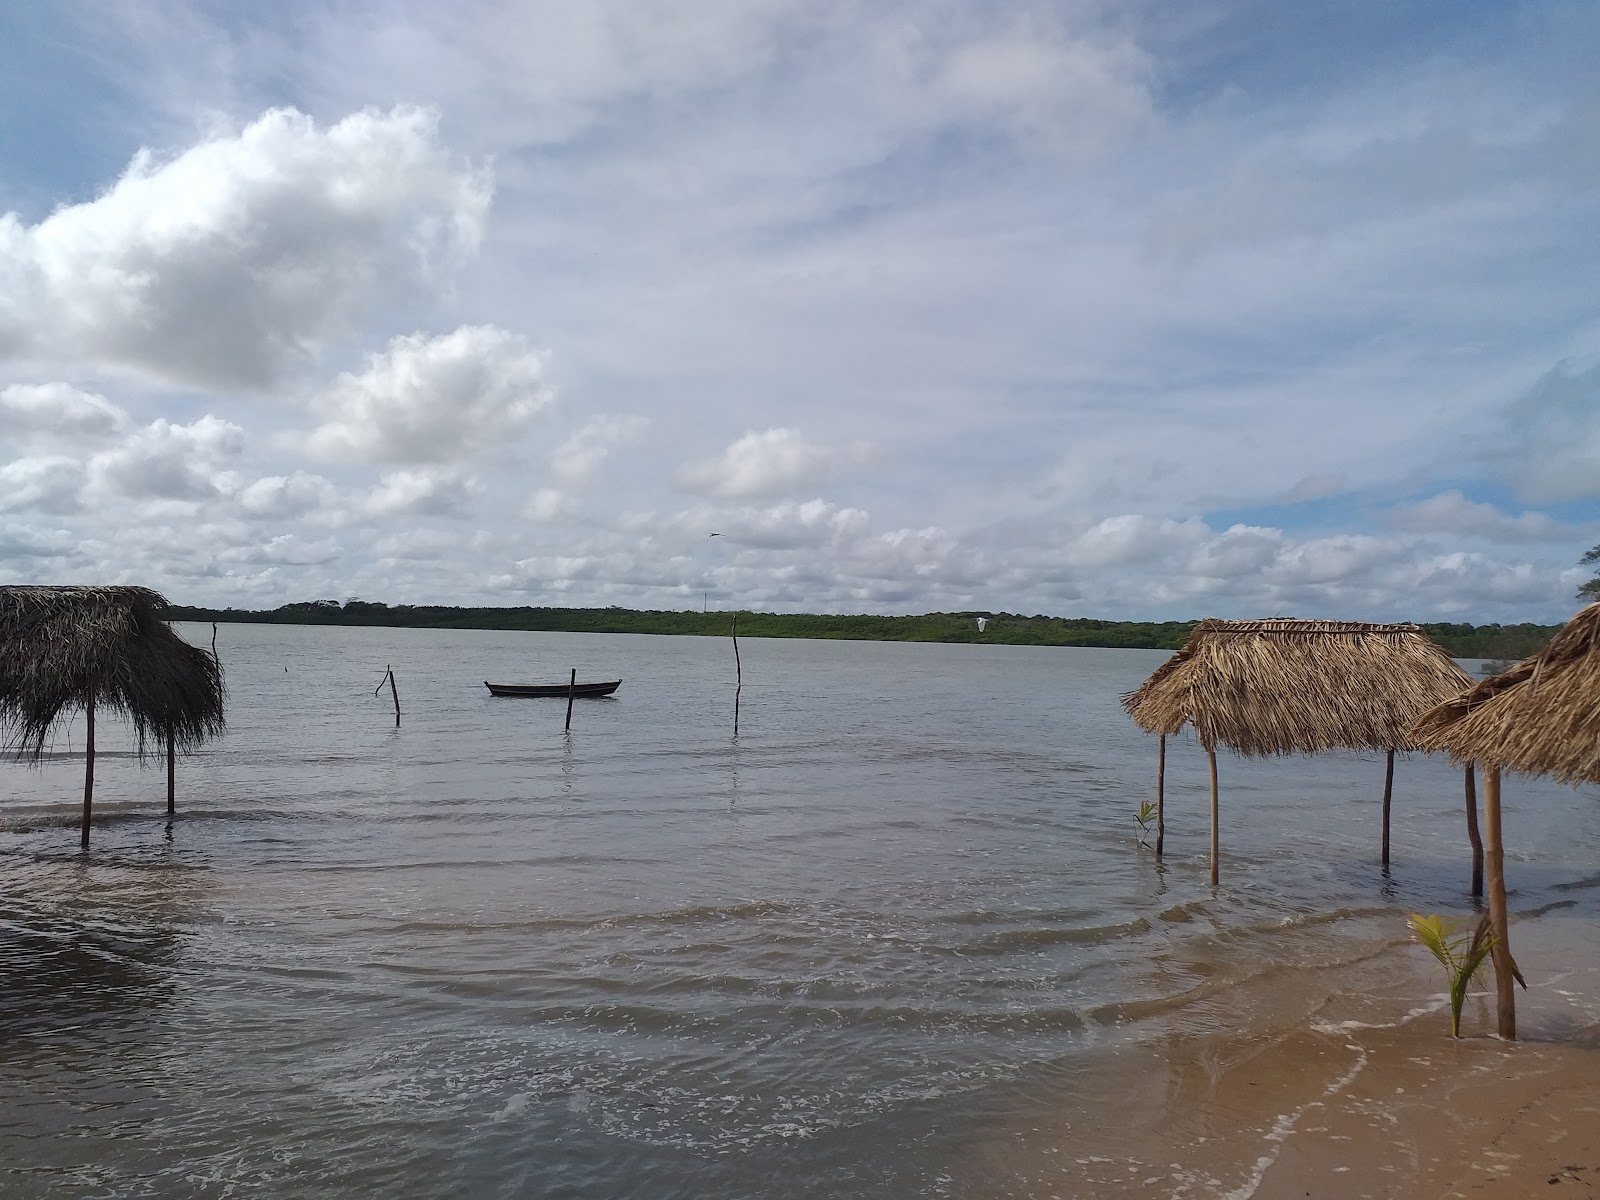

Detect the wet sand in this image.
[969,907,1600,1199]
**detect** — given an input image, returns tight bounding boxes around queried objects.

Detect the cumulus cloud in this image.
[0,456,85,514]
[87,415,244,501]
[365,466,485,517]
[1502,360,1600,504]
[523,487,577,522]
[1388,490,1577,542]
[0,383,129,440]
[551,414,651,485]
[235,471,340,520]
[679,427,867,499]
[309,326,551,465]
[0,106,489,388]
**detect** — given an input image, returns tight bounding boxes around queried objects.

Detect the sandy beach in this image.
[969,904,1600,1199]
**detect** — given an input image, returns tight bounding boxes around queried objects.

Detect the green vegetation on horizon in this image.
[164,599,1560,660]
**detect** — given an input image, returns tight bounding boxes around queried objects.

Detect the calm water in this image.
[2,625,1597,1198]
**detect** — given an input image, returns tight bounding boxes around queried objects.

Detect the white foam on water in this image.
[1216,1040,1371,1200]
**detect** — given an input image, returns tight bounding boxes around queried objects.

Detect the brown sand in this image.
[966,912,1600,1199]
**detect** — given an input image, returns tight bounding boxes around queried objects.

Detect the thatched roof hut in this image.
[1124,619,1472,754]
[0,585,225,846]
[1409,603,1594,1040]
[1411,601,1600,785]
[1123,619,1474,884]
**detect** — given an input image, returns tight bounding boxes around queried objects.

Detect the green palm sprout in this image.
[1135,801,1156,848]
[1408,913,1498,1038]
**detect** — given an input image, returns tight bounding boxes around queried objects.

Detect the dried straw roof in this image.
[1411,602,1599,785]
[1123,618,1472,756]
[0,585,225,761]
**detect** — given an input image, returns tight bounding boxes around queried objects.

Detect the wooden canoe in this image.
[484,680,622,698]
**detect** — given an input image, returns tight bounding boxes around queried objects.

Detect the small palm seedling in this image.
[1135,801,1157,848]
[1408,913,1502,1038]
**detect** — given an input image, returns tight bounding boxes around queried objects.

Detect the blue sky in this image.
[0,1,1597,621]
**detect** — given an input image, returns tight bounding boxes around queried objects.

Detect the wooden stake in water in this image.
[167,724,176,818]
[732,612,743,737]
[80,683,96,850]
[375,666,400,727]
[1207,744,1219,886]
[565,668,577,732]
[1380,747,1395,868]
[1155,733,1166,858]
[1482,765,1515,1039]
[1464,763,1483,898]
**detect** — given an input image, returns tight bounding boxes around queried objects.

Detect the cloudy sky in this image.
[1,1,1597,621]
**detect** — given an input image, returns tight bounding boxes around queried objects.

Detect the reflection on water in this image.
[0,625,1596,1198]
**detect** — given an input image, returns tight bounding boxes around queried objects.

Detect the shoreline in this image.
[965,905,1600,1198]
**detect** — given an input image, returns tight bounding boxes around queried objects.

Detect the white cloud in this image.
[87,415,244,501]
[0,456,85,514]
[217,533,341,567]
[680,428,866,499]
[366,466,484,517]
[0,106,488,389]
[235,471,340,520]
[309,326,551,465]
[0,383,129,440]
[1502,359,1600,503]
[1389,490,1577,542]
[551,414,651,485]
[523,487,577,522]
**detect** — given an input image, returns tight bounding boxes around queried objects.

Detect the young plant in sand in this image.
[1408,913,1498,1038]
[1135,801,1157,848]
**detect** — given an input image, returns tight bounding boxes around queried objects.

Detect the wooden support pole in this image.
[80,684,95,850]
[565,668,576,732]
[166,726,176,818]
[1155,734,1166,858]
[732,612,743,737]
[1207,744,1219,886]
[1483,765,1515,1039]
[1464,764,1483,899]
[374,666,400,727]
[1381,747,1395,868]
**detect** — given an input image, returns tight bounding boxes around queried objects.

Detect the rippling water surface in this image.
[2,624,1597,1198]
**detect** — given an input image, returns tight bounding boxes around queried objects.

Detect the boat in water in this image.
[484,680,622,698]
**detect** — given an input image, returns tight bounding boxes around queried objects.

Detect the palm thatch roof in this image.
[1411,602,1598,784]
[1123,618,1472,756]
[0,585,225,760]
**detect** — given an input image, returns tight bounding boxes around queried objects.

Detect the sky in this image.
[1,0,1598,622]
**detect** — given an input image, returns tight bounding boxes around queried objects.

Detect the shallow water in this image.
[1,625,1596,1198]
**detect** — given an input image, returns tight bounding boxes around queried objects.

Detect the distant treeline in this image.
[164,599,1560,660]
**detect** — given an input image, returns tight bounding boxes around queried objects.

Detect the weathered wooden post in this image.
[80,683,95,849]
[1155,733,1166,858]
[1207,744,1219,886]
[374,666,400,727]
[565,668,576,732]
[166,723,176,817]
[1380,747,1395,867]
[1464,764,1483,898]
[1483,765,1515,1039]
[732,612,743,737]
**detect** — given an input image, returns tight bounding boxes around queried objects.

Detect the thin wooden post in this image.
[1155,734,1166,858]
[1207,744,1219,886]
[1380,748,1395,867]
[1483,765,1515,1039]
[1464,764,1483,899]
[80,683,95,849]
[565,668,576,732]
[374,666,400,727]
[732,612,743,737]
[166,725,176,817]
